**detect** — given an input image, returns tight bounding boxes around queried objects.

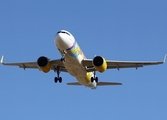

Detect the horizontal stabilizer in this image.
[67,82,82,86]
[67,82,122,86]
[97,82,122,86]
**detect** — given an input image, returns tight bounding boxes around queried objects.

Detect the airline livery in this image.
[1,30,166,89]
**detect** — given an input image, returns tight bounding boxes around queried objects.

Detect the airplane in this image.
[0,30,166,89]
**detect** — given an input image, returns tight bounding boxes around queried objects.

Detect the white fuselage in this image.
[54,30,96,88]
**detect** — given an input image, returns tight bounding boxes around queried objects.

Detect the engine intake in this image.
[93,56,107,73]
[37,56,51,73]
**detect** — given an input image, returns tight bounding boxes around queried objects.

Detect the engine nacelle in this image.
[37,56,51,73]
[93,56,107,73]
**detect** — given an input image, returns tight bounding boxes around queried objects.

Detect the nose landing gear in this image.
[60,50,67,62]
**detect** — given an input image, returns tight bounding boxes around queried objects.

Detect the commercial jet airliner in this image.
[1,30,166,89]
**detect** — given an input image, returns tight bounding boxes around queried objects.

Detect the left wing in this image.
[82,55,166,72]
[0,56,67,72]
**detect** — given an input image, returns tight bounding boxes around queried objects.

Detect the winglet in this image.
[0,55,4,64]
[163,54,167,63]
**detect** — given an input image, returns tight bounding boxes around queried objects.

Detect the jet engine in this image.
[37,56,51,73]
[92,56,107,73]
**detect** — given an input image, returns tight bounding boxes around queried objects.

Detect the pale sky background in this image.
[0,0,167,120]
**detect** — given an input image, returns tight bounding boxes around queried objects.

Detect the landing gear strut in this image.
[54,66,62,83]
[60,50,67,62]
[54,50,66,82]
[91,71,98,83]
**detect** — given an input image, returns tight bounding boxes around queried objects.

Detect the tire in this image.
[95,77,98,83]
[54,77,58,83]
[59,77,62,83]
[91,77,94,83]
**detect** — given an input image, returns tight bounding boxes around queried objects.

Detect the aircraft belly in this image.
[63,51,96,88]
[63,54,87,77]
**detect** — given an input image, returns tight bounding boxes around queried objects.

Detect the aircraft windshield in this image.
[57,31,70,36]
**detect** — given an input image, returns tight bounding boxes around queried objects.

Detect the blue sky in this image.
[0,0,167,120]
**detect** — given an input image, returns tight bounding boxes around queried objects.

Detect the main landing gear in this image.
[91,77,98,83]
[54,66,62,83]
[91,71,98,83]
[54,77,62,83]
[54,50,67,83]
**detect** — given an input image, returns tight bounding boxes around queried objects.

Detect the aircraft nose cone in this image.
[55,33,73,50]
[56,33,65,43]
[55,33,66,49]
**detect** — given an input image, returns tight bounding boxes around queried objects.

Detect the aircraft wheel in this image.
[95,77,98,83]
[91,77,94,83]
[59,77,62,83]
[54,77,58,83]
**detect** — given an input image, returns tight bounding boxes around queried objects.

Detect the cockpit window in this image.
[57,31,70,36]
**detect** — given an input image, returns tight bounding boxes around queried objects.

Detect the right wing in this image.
[0,56,67,72]
[82,55,166,72]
